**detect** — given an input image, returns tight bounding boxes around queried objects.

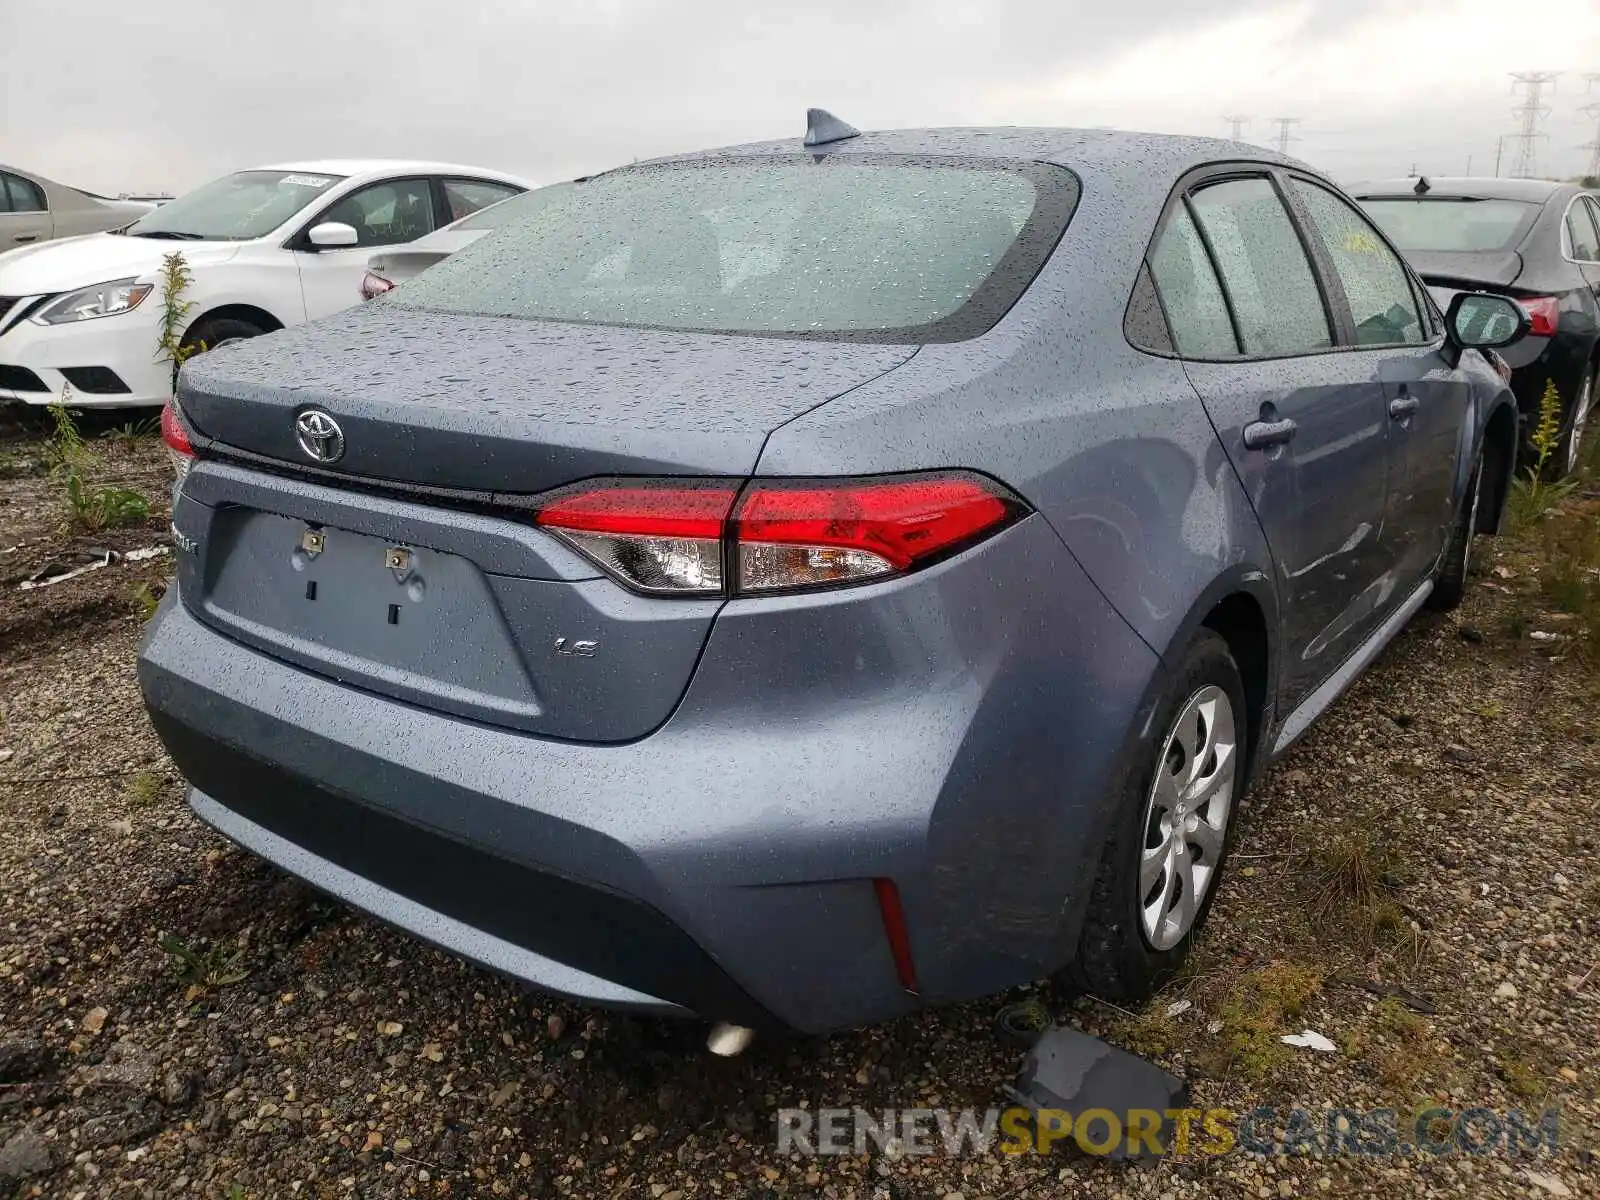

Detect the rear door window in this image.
[1188,177,1333,357]
[1,173,45,213]
[443,178,521,223]
[1293,179,1426,346]
[1566,198,1600,262]
[1148,206,1238,356]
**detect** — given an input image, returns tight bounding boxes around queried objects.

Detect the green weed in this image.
[158,932,249,1001]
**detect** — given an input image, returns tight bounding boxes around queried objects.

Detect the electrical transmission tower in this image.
[1583,74,1600,181]
[1507,71,1559,179]
[1222,115,1250,141]
[1267,117,1301,155]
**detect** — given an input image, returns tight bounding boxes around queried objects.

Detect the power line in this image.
[1507,71,1559,179]
[1267,117,1301,156]
[1221,115,1250,141]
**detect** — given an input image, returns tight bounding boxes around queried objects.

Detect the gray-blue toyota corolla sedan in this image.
[139,114,1529,1038]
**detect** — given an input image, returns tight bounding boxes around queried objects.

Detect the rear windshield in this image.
[392,156,1078,342]
[1357,197,1537,253]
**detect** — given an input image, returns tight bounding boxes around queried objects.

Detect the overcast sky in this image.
[4,0,1598,195]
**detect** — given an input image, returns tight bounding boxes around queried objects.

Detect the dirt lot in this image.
[0,408,1596,1200]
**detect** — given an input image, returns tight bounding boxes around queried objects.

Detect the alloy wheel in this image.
[1138,684,1238,951]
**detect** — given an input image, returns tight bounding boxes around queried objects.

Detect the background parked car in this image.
[0,160,528,408]
[1355,177,1600,475]
[362,181,574,299]
[143,121,1525,1037]
[0,163,153,250]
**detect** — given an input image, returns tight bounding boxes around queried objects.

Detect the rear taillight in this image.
[361,271,395,301]
[734,475,1016,592]
[534,472,1025,597]
[161,399,195,482]
[535,481,737,595]
[1519,295,1559,338]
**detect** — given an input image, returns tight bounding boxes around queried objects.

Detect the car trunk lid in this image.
[178,303,915,494]
[1407,249,1524,290]
[173,306,915,742]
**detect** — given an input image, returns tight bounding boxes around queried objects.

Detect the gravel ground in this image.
[0,416,1596,1199]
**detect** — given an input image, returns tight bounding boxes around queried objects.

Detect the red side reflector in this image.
[734,474,1016,572]
[873,878,920,994]
[160,400,194,458]
[1519,295,1559,338]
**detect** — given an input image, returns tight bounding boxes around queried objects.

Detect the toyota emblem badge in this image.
[295,409,345,464]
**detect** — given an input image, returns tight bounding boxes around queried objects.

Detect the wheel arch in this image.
[184,303,286,341]
[1475,394,1520,536]
[1160,568,1279,785]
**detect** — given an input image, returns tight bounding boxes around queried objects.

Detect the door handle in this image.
[12,234,37,244]
[1242,417,1298,450]
[1388,395,1420,419]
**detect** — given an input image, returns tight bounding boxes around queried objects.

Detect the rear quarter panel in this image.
[757,155,1277,674]
[754,155,1281,974]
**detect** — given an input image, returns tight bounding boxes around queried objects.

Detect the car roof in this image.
[643,126,1302,179]
[1349,177,1569,202]
[249,159,527,181]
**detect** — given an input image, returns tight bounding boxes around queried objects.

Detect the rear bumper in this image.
[185,786,701,1017]
[138,515,1161,1032]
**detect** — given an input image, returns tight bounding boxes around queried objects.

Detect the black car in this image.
[1354,178,1600,475]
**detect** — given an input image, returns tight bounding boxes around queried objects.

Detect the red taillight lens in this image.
[533,472,1023,597]
[360,271,395,300]
[733,474,1016,592]
[160,399,193,457]
[161,399,195,484]
[535,481,737,595]
[1519,295,1559,338]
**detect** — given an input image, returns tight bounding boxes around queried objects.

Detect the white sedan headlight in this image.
[33,278,154,324]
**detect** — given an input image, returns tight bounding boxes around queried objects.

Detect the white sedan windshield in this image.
[125,170,345,241]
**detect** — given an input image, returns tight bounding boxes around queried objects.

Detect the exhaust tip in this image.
[706,1022,755,1057]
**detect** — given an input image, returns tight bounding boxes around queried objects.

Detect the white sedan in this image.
[0,160,529,408]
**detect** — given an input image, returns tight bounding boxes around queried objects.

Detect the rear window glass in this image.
[452,182,575,232]
[393,156,1078,342]
[1357,197,1537,253]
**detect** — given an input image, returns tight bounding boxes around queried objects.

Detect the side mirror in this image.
[307,221,359,249]
[1444,292,1530,351]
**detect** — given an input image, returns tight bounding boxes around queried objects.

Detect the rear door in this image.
[1287,176,1469,591]
[0,173,52,248]
[1568,195,1600,299]
[1149,171,1392,709]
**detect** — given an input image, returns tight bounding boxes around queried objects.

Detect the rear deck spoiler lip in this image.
[1409,250,1525,292]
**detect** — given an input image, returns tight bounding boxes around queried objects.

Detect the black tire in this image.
[181,315,267,358]
[1558,362,1595,480]
[1070,629,1247,1003]
[1426,441,1484,612]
